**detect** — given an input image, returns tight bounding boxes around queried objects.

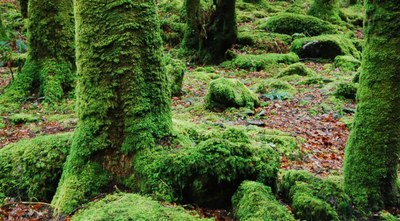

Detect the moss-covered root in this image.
[52,0,172,215]
[344,0,400,212]
[0,133,72,201]
[308,0,341,24]
[1,0,75,104]
[71,193,211,221]
[205,78,259,110]
[232,181,296,221]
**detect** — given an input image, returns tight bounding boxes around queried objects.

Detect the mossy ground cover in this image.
[1,0,398,220]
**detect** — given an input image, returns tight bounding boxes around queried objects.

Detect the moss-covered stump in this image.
[290,35,360,60]
[132,136,280,208]
[276,63,316,78]
[280,170,353,221]
[308,0,341,24]
[232,181,296,221]
[334,55,361,71]
[72,193,210,221]
[165,55,186,96]
[257,13,337,36]
[205,78,259,110]
[0,133,72,201]
[257,79,296,99]
[344,0,400,212]
[1,0,75,104]
[222,53,299,71]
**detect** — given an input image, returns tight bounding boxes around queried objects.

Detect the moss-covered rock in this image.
[232,181,296,221]
[165,55,186,96]
[72,193,209,221]
[254,130,303,160]
[290,35,360,60]
[237,31,292,53]
[205,78,259,110]
[308,0,341,24]
[277,63,316,78]
[0,133,72,201]
[257,13,337,36]
[334,55,361,71]
[8,113,41,124]
[279,170,318,200]
[222,53,299,71]
[132,137,280,208]
[257,79,296,96]
[334,82,358,99]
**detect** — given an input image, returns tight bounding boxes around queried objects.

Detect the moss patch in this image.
[0,133,72,201]
[165,55,186,96]
[334,55,361,71]
[257,79,296,98]
[232,181,296,221]
[276,63,316,78]
[8,113,40,124]
[222,53,299,71]
[205,78,259,110]
[72,193,209,221]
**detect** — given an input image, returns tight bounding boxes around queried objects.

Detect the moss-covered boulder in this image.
[8,113,41,124]
[334,82,358,99]
[308,0,341,24]
[334,55,361,71]
[279,170,353,221]
[205,78,259,110]
[277,63,316,78]
[237,31,292,53]
[132,135,280,208]
[290,35,360,60]
[232,181,296,221]
[257,13,337,36]
[72,193,210,221]
[0,133,72,201]
[222,53,299,71]
[165,55,186,96]
[257,79,296,98]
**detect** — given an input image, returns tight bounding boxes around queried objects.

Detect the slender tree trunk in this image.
[1,0,74,103]
[344,0,400,212]
[52,0,172,214]
[19,0,28,18]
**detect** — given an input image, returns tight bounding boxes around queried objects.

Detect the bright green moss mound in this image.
[334,55,361,71]
[223,53,299,71]
[0,16,7,41]
[308,0,341,24]
[72,193,210,221]
[277,63,316,78]
[232,181,296,221]
[0,133,72,201]
[205,78,259,110]
[132,136,280,208]
[8,113,40,124]
[257,13,337,36]
[334,82,358,100]
[237,31,292,52]
[290,35,360,60]
[165,55,186,96]
[280,170,353,221]
[257,79,296,96]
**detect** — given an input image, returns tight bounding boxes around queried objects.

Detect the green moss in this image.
[257,79,296,95]
[52,0,172,215]
[379,211,398,221]
[237,31,292,53]
[0,16,7,41]
[334,82,358,99]
[72,193,209,221]
[279,170,318,200]
[0,133,72,201]
[308,0,342,24]
[257,13,337,36]
[290,35,361,60]
[232,181,296,221]
[334,55,361,71]
[205,78,259,110]
[8,113,40,124]
[165,55,186,96]
[222,53,299,71]
[344,0,400,212]
[132,138,280,208]
[277,63,316,78]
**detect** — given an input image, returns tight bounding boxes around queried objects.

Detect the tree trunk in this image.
[52,0,172,214]
[0,16,7,41]
[308,0,341,24]
[182,0,237,64]
[19,0,28,18]
[1,0,74,103]
[344,0,400,212]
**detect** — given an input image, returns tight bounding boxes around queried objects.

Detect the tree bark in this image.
[19,0,28,18]
[344,0,400,212]
[52,0,172,214]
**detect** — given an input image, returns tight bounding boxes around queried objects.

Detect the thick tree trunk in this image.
[308,0,341,24]
[182,0,237,64]
[1,0,74,103]
[344,0,400,212]
[52,0,172,214]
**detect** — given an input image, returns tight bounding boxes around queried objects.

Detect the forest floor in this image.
[0,0,376,220]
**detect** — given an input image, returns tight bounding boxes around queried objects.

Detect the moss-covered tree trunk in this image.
[344,0,400,212]
[52,0,172,215]
[2,0,74,103]
[308,0,341,24]
[19,0,28,18]
[182,0,237,64]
